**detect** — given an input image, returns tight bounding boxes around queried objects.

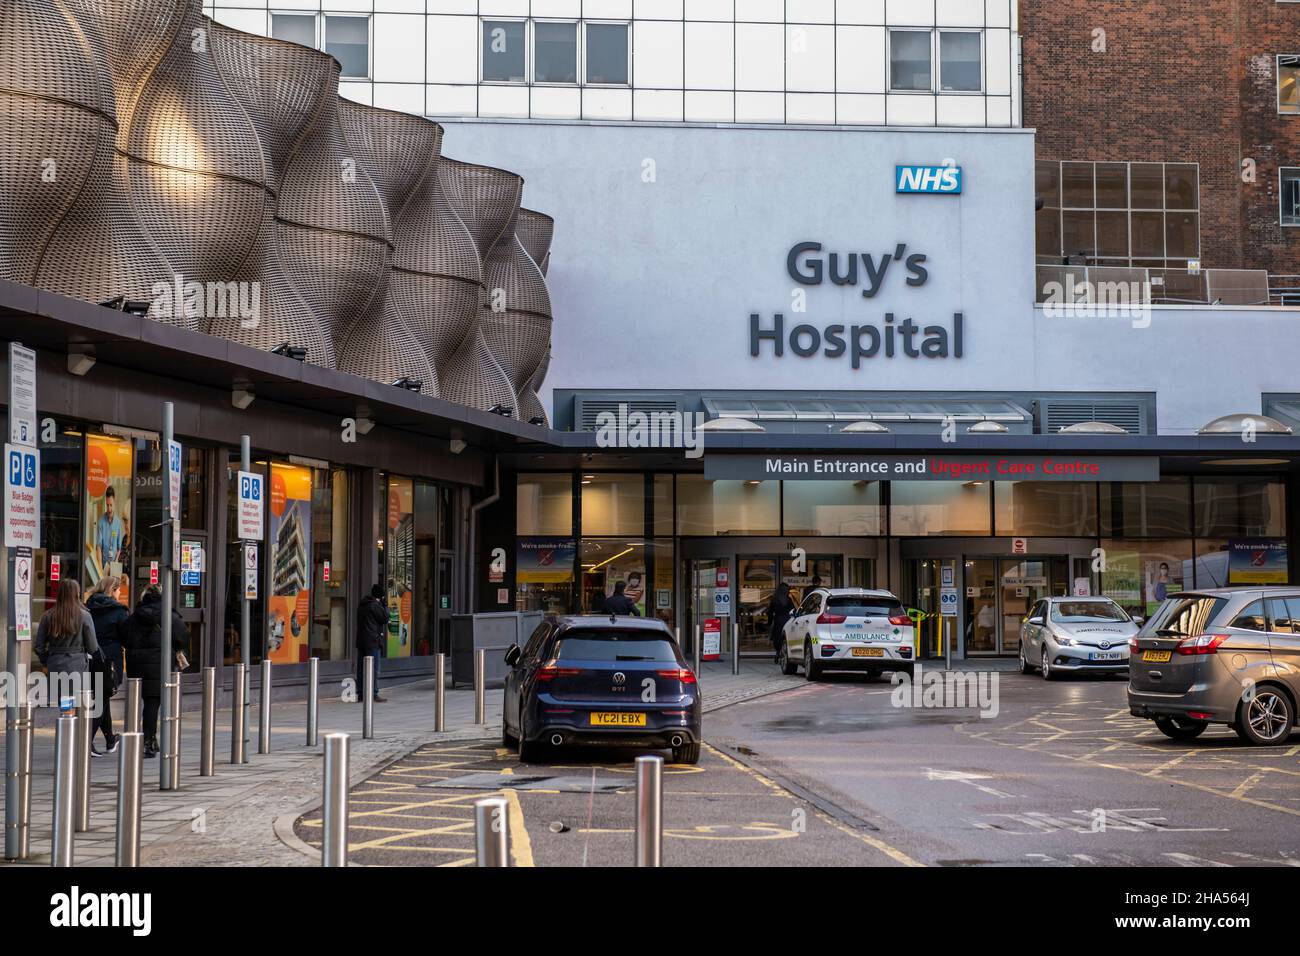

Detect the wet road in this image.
[706,668,1300,866]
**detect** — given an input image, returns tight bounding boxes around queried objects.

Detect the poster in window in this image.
[1228,539,1289,585]
[386,476,414,658]
[84,434,133,591]
[267,463,312,663]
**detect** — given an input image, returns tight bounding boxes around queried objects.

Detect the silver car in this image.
[1018,596,1139,680]
[1129,587,1300,746]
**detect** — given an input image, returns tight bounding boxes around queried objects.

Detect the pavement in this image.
[0,659,800,867]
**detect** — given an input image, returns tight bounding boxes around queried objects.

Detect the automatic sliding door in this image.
[738,557,777,654]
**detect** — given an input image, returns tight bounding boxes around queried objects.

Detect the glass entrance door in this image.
[685,557,732,659]
[737,557,777,654]
[998,558,1049,656]
[965,559,998,654]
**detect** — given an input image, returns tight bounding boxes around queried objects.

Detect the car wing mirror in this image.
[1028,616,1044,626]
[503,644,522,667]
[1132,616,1144,627]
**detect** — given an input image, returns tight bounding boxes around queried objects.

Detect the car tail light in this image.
[1128,636,1139,652]
[817,612,847,624]
[1187,711,1213,720]
[1175,633,1229,656]
[662,709,690,716]
[889,613,911,626]
[657,668,696,684]
[543,707,575,714]
[536,665,582,681]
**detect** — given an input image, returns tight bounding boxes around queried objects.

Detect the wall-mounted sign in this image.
[714,588,731,616]
[243,543,258,600]
[896,164,963,194]
[50,554,60,582]
[149,560,159,585]
[939,587,958,616]
[4,443,39,548]
[1227,539,1288,585]
[1011,537,1028,555]
[8,343,36,448]
[1073,577,1092,596]
[705,455,1161,483]
[237,470,264,540]
[941,566,954,586]
[14,593,31,642]
[14,548,31,595]
[167,439,182,555]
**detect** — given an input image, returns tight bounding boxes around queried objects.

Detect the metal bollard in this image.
[306,657,319,747]
[321,733,349,867]
[634,754,663,867]
[732,620,741,675]
[259,658,272,754]
[362,655,374,740]
[200,667,216,776]
[5,703,33,861]
[75,689,92,832]
[124,678,142,735]
[230,663,246,765]
[52,716,76,867]
[474,796,509,867]
[474,648,486,725]
[114,732,143,867]
[165,675,181,791]
[434,653,445,733]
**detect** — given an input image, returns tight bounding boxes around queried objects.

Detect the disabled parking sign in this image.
[4,443,39,548]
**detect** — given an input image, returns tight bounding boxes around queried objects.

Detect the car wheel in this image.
[671,741,701,765]
[1154,715,1208,741]
[803,642,821,682]
[517,716,543,763]
[1019,642,1035,674]
[778,641,798,676]
[1234,686,1295,746]
[1040,648,1057,681]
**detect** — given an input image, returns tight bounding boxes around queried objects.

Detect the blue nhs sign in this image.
[896,165,963,195]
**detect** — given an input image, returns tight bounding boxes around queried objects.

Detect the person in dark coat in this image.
[34,580,102,721]
[123,585,185,758]
[355,584,388,703]
[604,581,640,617]
[86,574,129,754]
[767,582,796,663]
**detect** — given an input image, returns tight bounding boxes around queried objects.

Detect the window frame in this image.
[531,18,580,87]
[269,10,318,49]
[582,19,632,88]
[937,28,985,95]
[887,26,935,94]
[1281,167,1300,227]
[480,16,530,85]
[323,12,372,81]
[1278,54,1300,115]
[886,28,985,95]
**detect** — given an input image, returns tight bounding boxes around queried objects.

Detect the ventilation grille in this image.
[1041,401,1146,434]
[575,398,681,432]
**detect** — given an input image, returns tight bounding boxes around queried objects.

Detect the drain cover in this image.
[423,772,627,793]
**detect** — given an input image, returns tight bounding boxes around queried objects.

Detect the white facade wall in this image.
[203,0,1021,127]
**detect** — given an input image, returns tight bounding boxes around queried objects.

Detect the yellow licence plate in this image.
[1142,650,1172,663]
[590,712,646,727]
[852,647,885,658]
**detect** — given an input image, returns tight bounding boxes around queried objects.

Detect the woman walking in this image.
[124,585,185,759]
[34,580,102,724]
[86,575,129,754]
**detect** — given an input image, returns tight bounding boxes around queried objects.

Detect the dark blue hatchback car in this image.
[502,615,703,764]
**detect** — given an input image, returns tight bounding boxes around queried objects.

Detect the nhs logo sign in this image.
[896,165,963,195]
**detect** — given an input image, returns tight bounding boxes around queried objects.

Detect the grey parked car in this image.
[1128,587,1300,746]
[1018,596,1139,680]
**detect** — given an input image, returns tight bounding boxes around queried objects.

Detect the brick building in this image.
[1021,0,1300,290]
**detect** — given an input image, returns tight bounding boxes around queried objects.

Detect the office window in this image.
[325,15,369,79]
[483,19,527,83]
[889,30,932,92]
[535,21,578,84]
[1282,168,1300,226]
[585,22,629,85]
[939,31,981,92]
[271,13,315,48]
[1280,56,1300,114]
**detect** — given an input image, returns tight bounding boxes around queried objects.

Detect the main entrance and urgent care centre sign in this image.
[704,455,1161,482]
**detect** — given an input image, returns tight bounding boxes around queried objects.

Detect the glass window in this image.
[1100,478,1191,537]
[585,22,629,84]
[580,473,644,536]
[938,31,981,91]
[1279,56,1300,114]
[1036,160,1061,208]
[1282,168,1300,227]
[1061,210,1095,258]
[517,535,574,615]
[890,481,991,536]
[482,19,526,82]
[889,30,931,91]
[1050,600,1129,623]
[649,537,675,630]
[1096,210,1129,258]
[225,456,265,666]
[1165,212,1198,259]
[180,446,205,530]
[38,424,83,623]
[1129,163,1165,208]
[1100,539,1192,619]
[325,15,369,79]
[534,21,577,83]
[994,481,1097,536]
[267,462,316,663]
[1231,600,1267,631]
[826,595,904,617]
[1130,211,1164,258]
[518,473,573,535]
[309,469,349,662]
[1267,598,1297,633]
[1095,163,1128,208]
[271,13,315,48]
[1061,163,1094,208]
[554,629,678,663]
[581,539,649,614]
[652,475,673,537]
[383,475,414,659]
[1194,478,1286,537]
[782,480,882,536]
[675,476,779,536]
[1165,164,1198,211]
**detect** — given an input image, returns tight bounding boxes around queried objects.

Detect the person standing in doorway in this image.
[767,582,795,664]
[605,580,640,616]
[356,584,388,703]
[123,585,185,759]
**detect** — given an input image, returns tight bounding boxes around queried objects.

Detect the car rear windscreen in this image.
[1146,595,1228,637]
[827,597,903,617]
[554,629,679,662]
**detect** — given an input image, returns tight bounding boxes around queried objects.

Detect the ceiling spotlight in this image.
[99,296,151,316]
[270,343,308,361]
[231,388,255,410]
[67,351,96,377]
[488,403,514,417]
[355,417,375,435]
[528,416,547,426]
[390,377,422,391]
[449,438,467,454]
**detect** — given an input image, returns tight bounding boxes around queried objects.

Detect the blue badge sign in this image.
[896,164,962,194]
[4,443,39,548]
